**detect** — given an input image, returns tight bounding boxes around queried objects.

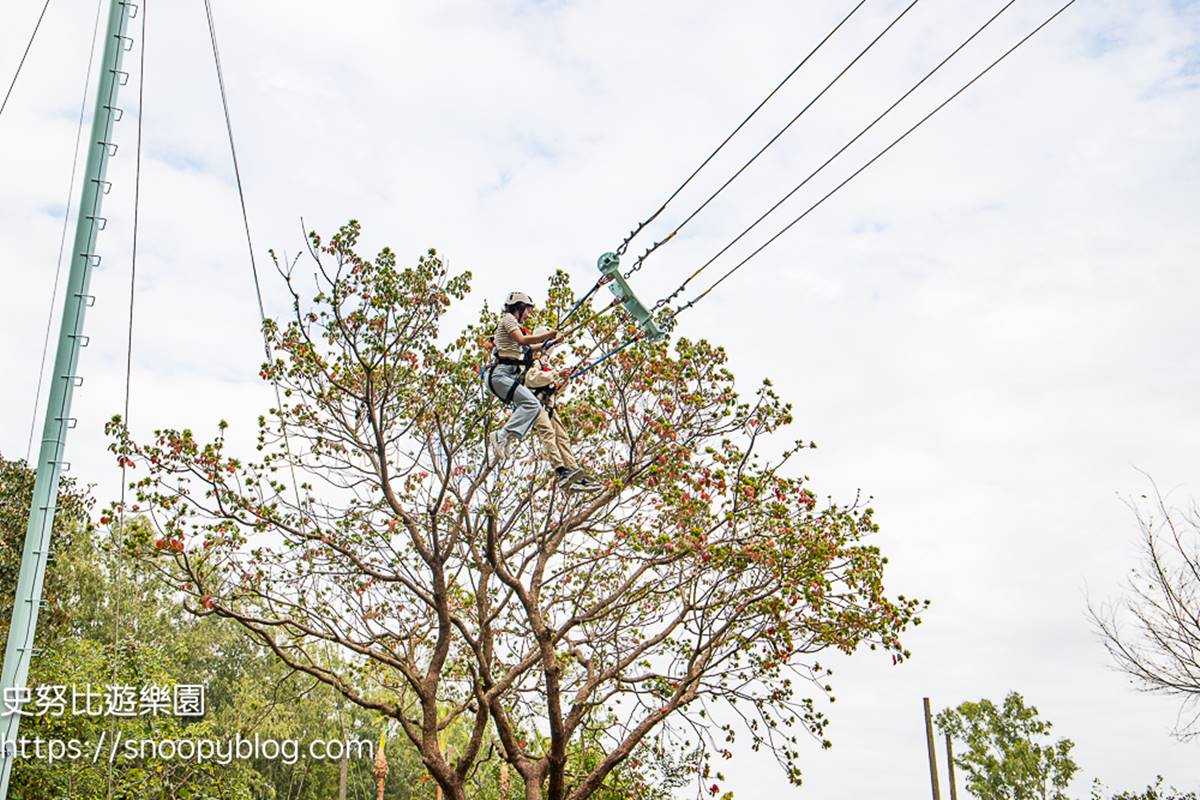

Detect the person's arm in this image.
[510,327,557,346]
[528,338,559,353]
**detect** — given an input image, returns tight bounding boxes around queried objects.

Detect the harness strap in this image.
[487,324,534,404]
[488,345,534,405]
[531,384,557,416]
[486,363,523,404]
[503,370,521,403]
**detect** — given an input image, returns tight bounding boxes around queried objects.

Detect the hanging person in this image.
[485,291,557,461]
[524,327,600,492]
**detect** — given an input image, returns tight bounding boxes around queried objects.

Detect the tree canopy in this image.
[936,691,1078,800]
[0,454,390,799]
[112,221,925,800]
[1091,484,1200,740]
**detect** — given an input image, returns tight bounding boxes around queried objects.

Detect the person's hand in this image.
[546,328,559,340]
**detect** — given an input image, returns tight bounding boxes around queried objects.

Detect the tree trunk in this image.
[521,764,545,800]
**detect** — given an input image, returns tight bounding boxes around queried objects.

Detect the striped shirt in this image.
[494,313,525,360]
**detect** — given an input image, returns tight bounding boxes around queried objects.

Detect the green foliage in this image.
[0,454,97,645]
[936,692,1078,800]
[110,222,925,800]
[0,455,390,799]
[0,454,671,799]
[1091,776,1198,800]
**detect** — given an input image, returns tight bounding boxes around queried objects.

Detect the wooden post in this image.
[945,733,959,800]
[373,730,389,800]
[923,697,942,800]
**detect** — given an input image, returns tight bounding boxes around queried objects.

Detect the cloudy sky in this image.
[2,0,1199,796]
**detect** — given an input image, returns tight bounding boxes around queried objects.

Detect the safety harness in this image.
[485,319,563,410]
[529,379,559,417]
[486,319,535,404]
[487,351,533,404]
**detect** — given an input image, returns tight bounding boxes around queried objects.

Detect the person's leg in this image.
[504,382,541,441]
[551,415,580,471]
[486,365,517,405]
[533,408,567,470]
[487,366,530,459]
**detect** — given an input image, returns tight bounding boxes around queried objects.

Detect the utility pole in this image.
[945,732,959,800]
[0,0,136,795]
[923,697,942,800]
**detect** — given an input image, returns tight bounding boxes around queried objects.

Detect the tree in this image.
[1091,483,1200,739]
[1,456,650,799]
[0,455,384,799]
[0,453,98,645]
[1091,776,1199,800]
[936,692,1078,800]
[114,221,925,800]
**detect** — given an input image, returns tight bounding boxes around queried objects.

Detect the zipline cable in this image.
[108,3,147,798]
[202,0,268,338]
[623,0,922,279]
[671,0,1079,319]
[615,0,868,258]
[25,0,108,463]
[204,0,308,519]
[570,332,644,379]
[657,0,1019,311]
[559,2,871,332]
[554,278,604,328]
[0,0,53,123]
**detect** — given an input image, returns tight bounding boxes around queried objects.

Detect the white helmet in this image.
[505,291,534,307]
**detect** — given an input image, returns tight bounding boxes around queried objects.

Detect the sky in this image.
[2,0,1199,796]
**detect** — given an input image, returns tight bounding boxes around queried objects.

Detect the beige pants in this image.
[534,409,578,471]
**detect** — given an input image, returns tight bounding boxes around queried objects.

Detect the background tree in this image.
[2,455,667,798]
[1091,483,1200,739]
[936,691,1078,800]
[0,455,98,645]
[1091,776,1199,800]
[115,221,925,800]
[0,454,388,799]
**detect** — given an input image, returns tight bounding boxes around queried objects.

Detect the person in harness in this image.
[525,327,600,492]
[486,291,556,461]
[486,292,598,491]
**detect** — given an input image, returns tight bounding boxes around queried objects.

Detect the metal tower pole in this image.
[0,0,135,793]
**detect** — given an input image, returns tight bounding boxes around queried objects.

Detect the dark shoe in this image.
[565,473,601,493]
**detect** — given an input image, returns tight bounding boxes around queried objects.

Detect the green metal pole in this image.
[0,0,134,793]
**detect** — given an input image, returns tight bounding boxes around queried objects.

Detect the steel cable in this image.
[0,0,53,123]
[202,0,308,517]
[623,0,922,278]
[107,3,147,798]
[657,0,1020,311]
[671,0,1080,319]
[615,0,868,258]
[25,0,108,462]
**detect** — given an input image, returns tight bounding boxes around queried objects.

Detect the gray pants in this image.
[487,364,540,439]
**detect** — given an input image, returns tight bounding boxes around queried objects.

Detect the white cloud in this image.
[2,0,1199,795]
